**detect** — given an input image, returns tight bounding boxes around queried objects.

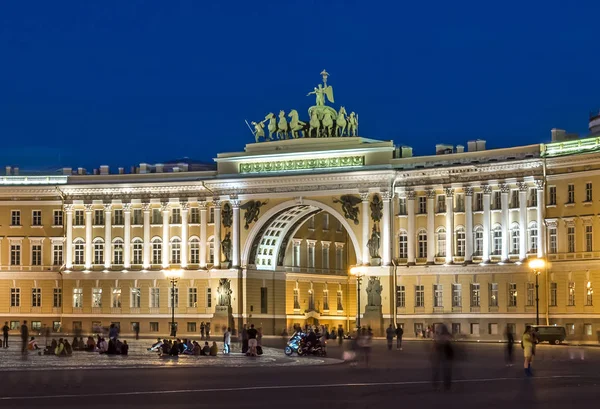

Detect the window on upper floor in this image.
[567,184,575,204]
[132,239,143,265]
[474,227,483,256]
[529,188,537,207]
[493,192,501,210]
[567,226,575,253]
[113,239,124,264]
[437,195,446,213]
[132,209,143,225]
[456,228,465,257]
[322,213,329,230]
[152,209,162,224]
[190,239,200,264]
[171,208,181,224]
[418,196,427,214]
[586,225,593,252]
[455,194,464,212]
[10,244,21,265]
[74,240,85,264]
[510,190,519,208]
[190,207,200,224]
[398,198,407,215]
[548,186,557,206]
[549,227,557,254]
[436,228,446,257]
[11,210,21,226]
[94,240,104,265]
[32,210,42,226]
[53,243,63,266]
[586,182,593,202]
[398,231,408,258]
[529,222,538,253]
[209,207,215,224]
[114,209,124,225]
[94,210,104,226]
[53,210,63,226]
[418,230,427,259]
[74,210,84,226]
[31,244,42,266]
[152,239,162,264]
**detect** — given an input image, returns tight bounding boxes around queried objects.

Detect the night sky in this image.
[1,1,599,171]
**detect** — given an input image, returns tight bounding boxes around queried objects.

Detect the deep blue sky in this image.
[1,1,599,171]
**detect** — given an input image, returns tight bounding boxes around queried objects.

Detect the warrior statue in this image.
[251,120,266,142]
[307,83,334,107]
[217,278,232,307]
[348,112,359,137]
[366,277,383,307]
[221,232,232,262]
[332,195,361,225]
[366,225,381,259]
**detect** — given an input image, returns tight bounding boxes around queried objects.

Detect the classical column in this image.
[407,190,416,265]
[464,186,474,263]
[518,183,528,261]
[180,201,189,268]
[85,203,93,269]
[161,201,170,268]
[426,189,435,264]
[535,180,545,258]
[64,204,73,268]
[199,201,208,268]
[142,202,151,269]
[445,188,455,264]
[500,184,510,262]
[104,203,112,269]
[360,192,370,265]
[232,198,241,268]
[482,185,492,263]
[213,199,222,268]
[381,191,392,266]
[123,202,131,268]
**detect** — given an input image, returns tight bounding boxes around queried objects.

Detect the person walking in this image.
[395,324,404,350]
[247,324,258,357]
[241,324,249,354]
[20,320,29,355]
[206,322,211,339]
[337,325,344,346]
[505,324,514,367]
[522,325,535,376]
[223,327,231,355]
[386,324,394,351]
[134,323,140,340]
[200,322,205,339]
[2,321,9,348]
[431,324,453,390]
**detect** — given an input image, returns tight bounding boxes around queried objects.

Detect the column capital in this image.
[84,203,93,212]
[160,201,169,212]
[63,203,74,213]
[426,188,436,198]
[517,182,528,192]
[122,202,132,212]
[142,202,151,212]
[103,202,112,213]
[464,186,473,196]
[381,190,393,201]
[499,183,510,194]
[534,179,544,190]
[180,201,190,211]
[198,200,208,210]
[444,187,455,197]
[213,198,222,208]
[231,199,241,209]
[482,185,492,195]
[406,190,416,200]
[359,192,369,202]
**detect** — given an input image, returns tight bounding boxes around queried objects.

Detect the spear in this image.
[244,119,255,136]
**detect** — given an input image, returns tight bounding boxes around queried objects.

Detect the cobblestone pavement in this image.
[0,338,340,371]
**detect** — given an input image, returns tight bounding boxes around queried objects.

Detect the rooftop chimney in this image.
[100,165,109,175]
[435,144,453,155]
[173,166,180,172]
[181,164,189,172]
[93,169,99,175]
[118,167,124,174]
[77,167,85,175]
[456,145,465,153]
[5,166,11,176]
[62,167,72,175]
[467,140,487,152]
[139,163,148,174]
[13,167,19,176]
[476,140,486,151]
[155,164,164,173]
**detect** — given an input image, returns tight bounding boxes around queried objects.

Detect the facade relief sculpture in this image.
[333,195,361,225]
[240,200,268,229]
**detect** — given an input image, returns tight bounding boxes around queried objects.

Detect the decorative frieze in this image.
[239,156,364,174]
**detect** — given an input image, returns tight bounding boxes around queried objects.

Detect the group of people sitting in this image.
[40,338,74,356]
[149,338,219,357]
[87,335,129,355]
[37,335,129,356]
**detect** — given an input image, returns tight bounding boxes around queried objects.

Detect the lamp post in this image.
[350,266,364,329]
[164,269,183,337]
[528,258,546,325]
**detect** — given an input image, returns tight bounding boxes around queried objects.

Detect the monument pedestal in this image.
[362,305,384,337]
[212,305,234,334]
[370,257,381,266]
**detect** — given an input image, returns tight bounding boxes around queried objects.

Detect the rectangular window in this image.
[150,322,159,332]
[133,209,142,225]
[433,284,443,308]
[171,208,181,224]
[529,188,537,207]
[187,322,197,333]
[396,285,405,308]
[31,321,41,331]
[526,282,534,306]
[322,246,329,269]
[437,195,446,213]
[586,182,593,202]
[32,210,42,226]
[511,190,519,208]
[133,241,143,264]
[489,323,498,335]
[418,232,427,258]
[307,245,315,268]
[74,210,84,226]
[489,283,498,307]
[261,287,268,313]
[322,213,329,230]
[456,194,464,212]
[336,247,344,270]
[414,323,423,336]
[92,288,103,308]
[550,282,557,306]
[53,244,63,266]
[209,207,215,223]
[398,234,408,258]
[452,284,462,308]
[587,282,593,306]
[10,321,20,330]
[293,288,300,309]
[451,323,461,335]
[415,285,424,307]
[470,323,480,336]
[190,207,200,224]
[493,229,502,255]
[292,244,301,267]
[567,184,575,203]
[586,225,593,252]
[94,243,104,265]
[308,290,315,310]
[53,288,62,308]
[568,226,575,253]
[10,244,21,265]
[152,241,162,264]
[52,321,61,332]
[584,324,592,336]
[475,193,483,211]
[188,287,198,307]
[549,227,557,254]
[470,283,480,307]
[11,210,21,226]
[111,288,122,308]
[130,288,141,308]
[31,244,42,266]
[206,288,212,308]
[114,209,124,225]
[152,208,162,224]
[150,288,160,308]
[168,287,179,308]
[10,288,20,307]
[53,210,63,226]
[94,209,104,225]
[31,288,41,307]
[308,216,315,230]
[73,288,83,308]
[190,241,200,264]
[508,283,517,307]
[413,196,423,214]
[566,323,575,335]
[493,191,501,209]
[322,290,329,311]
[336,290,343,310]
[398,198,407,215]
[456,229,465,256]
[474,229,483,256]
[336,219,343,232]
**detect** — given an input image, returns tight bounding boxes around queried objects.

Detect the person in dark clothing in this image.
[121,340,129,355]
[247,324,258,356]
[200,322,205,339]
[177,338,185,354]
[169,340,180,357]
[134,323,140,340]
[202,341,210,356]
[432,324,453,390]
[2,321,10,348]
[107,339,117,355]
[337,325,344,346]
[386,324,395,350]
[206,322,211,339]
[21,320,29,355]
[241,324,249,354]
[505,324,515,366]
[396,325,404,350]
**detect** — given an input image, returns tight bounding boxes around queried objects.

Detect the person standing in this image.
[241,324,249,354]
[247,324,258,357]
[337,325,344,346]
[134,323,140,340]
[21,320,29,355]
[386,324,394,351]
[522,326,535,376]
[505,324,514,367]
[223,327,231,355]
[396,324,404,350]
[431,324,453,390]
[2,322,9,348]
[206,322,211,339]
[200,322,205,339]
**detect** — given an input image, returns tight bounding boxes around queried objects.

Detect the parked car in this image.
[532,325,566,344]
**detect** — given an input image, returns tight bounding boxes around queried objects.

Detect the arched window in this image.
[93,239,104,265]
[436,227,446,257]
[74,239,85,265]
[398,230,408,259]
[113,238,124,264]
[171,238,181,264]
[529,222,538,253]
[132,238,143,265]
[189,238,200,264]
[418,229,427,259]
[492,224,502,255]
[455,227,466,257]
[152,238,162,265]
[510,223,520,255]
[474,226,483,256]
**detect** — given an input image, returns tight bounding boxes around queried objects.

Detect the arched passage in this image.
[242,199,362,269]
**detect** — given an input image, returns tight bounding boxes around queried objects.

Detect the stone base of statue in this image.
[212,305,233,334]
[370,257,381,266]
[220,261,231,269]
[362,305,384,337]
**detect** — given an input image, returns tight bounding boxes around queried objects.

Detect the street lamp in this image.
[164,269,183,337]
[528,258,546,325]
[350,266,365,329]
